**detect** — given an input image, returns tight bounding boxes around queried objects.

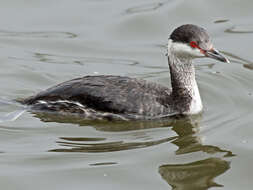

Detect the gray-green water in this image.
[0,0,253,189]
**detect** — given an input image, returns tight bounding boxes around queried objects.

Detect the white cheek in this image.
[186,48,204,58]
[168,40,204,58]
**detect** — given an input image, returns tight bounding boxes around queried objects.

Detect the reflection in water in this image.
[47,117,178,153]
[32,111,178,131]
[44,115,195,153]
[50,136,174,153]
[171,119,234,156]
[159,158,230,190]
[36,112,233,189]
[158,119,233,190]
[60,137,106,142]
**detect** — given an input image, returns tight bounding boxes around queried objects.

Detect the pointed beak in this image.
[204,48,230,63]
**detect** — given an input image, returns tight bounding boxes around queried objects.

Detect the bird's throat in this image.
[168,56,203,114]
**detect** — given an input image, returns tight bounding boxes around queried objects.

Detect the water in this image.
[0,0,252,189]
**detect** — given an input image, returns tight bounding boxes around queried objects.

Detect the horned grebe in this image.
[21,24,229,120]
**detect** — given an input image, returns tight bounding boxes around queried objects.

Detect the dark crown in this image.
[170,24,210,45]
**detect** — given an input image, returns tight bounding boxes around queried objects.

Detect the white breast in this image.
[189,81,203,114]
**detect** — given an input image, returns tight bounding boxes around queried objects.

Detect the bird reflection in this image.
[36,112,233,190]
[158,118,233,190]
[171,119,234,157]
[32,111,183,131]
[43,112,179,153]
[159,158,230,190]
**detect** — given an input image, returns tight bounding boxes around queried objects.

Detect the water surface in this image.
[0,0,253,190]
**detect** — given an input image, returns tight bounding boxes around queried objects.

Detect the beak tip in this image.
[205,48,230,64]
[225,58,230,63]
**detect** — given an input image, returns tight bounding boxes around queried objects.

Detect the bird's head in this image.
[168,24,229,63]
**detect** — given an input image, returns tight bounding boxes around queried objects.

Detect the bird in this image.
[20,24,229,120]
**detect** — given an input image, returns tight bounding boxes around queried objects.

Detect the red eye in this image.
[190,41,198,48]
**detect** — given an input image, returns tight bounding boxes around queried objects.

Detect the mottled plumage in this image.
[22,76,175,119]
[20,24,229,120]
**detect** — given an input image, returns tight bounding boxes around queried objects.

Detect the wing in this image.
[23,75,172,116]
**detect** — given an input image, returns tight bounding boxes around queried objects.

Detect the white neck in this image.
[167,39,203,114]
[189,79,203,114]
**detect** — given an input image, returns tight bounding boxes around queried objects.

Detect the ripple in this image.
[123,0,180,15]
[50,137,173,153]
[222,51,251,64]
[60,137,106,142]
[125,1,165,14]
[199,58,253,139]
[31,110,186,132]
[35,52,139,65]
[0,110,25,123]
[243,64,253,70]
[0,98,26,123]
[222,51,253,70]
[10,52,139,67]
[214,19,230,24]
[47,119,201,154]
[89,162,118,166]
[225,25,253,34]
[0,30,77,39]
